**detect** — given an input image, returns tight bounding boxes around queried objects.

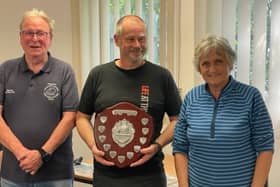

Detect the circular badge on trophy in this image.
[94,102,154,168]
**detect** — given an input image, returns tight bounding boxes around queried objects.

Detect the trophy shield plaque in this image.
[94,102,154,168]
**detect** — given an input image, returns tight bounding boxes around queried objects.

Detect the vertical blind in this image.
[222,0,280,129]
[221,0,279,185]
[79,0,161,83]
[79,0,180,86]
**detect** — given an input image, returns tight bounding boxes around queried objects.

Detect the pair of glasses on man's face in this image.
[20,30,50,39]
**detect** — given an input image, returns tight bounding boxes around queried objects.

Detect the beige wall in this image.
[0,0,73,65]
[2,1,278,187]
[0,1,88,186]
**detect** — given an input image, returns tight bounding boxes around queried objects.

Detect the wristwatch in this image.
[153,141,162,152]
[38,148,52,163]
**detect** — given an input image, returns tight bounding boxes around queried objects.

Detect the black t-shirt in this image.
[79,60,182,177]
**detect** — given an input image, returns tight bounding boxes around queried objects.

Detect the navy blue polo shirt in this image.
[0,53,79,182]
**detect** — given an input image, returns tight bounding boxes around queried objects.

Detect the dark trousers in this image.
[93,170,167,187]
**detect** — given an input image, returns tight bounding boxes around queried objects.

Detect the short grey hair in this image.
[194,35,236,72]
[20,8,55,33]
[115,15,145,35]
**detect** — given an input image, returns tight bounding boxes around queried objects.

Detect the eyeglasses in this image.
[20,30,50,39]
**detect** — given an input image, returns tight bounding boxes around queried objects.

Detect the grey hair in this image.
[20,8,55,33]
[115,15,145,35]
[193,35,236,72]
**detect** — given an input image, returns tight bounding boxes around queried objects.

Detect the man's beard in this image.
[128,48,146,63]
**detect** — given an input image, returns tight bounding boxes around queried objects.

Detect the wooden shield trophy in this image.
[94,102,154,168]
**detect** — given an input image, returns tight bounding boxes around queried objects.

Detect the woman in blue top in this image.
[173,35,274,187]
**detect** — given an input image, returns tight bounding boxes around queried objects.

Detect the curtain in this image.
[221,0,279,185]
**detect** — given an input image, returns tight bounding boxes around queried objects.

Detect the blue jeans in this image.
[1,178,73,187]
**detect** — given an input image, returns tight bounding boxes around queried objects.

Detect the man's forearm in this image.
[0,106,27,159]
[155,116,178,148]
[41,111,76,154]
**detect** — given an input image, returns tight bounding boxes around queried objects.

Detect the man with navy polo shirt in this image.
[0,9,79,187]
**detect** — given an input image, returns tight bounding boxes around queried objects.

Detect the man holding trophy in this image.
[76,15,181,187]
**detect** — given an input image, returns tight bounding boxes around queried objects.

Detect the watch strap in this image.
[38,148,51,163]
[152,141,162,152]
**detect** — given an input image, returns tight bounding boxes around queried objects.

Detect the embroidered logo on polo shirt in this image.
[44,83,59,100]
[5,89,16,94]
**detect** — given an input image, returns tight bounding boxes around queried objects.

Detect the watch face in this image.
[42,153,51,162]
[39,148,51,162]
